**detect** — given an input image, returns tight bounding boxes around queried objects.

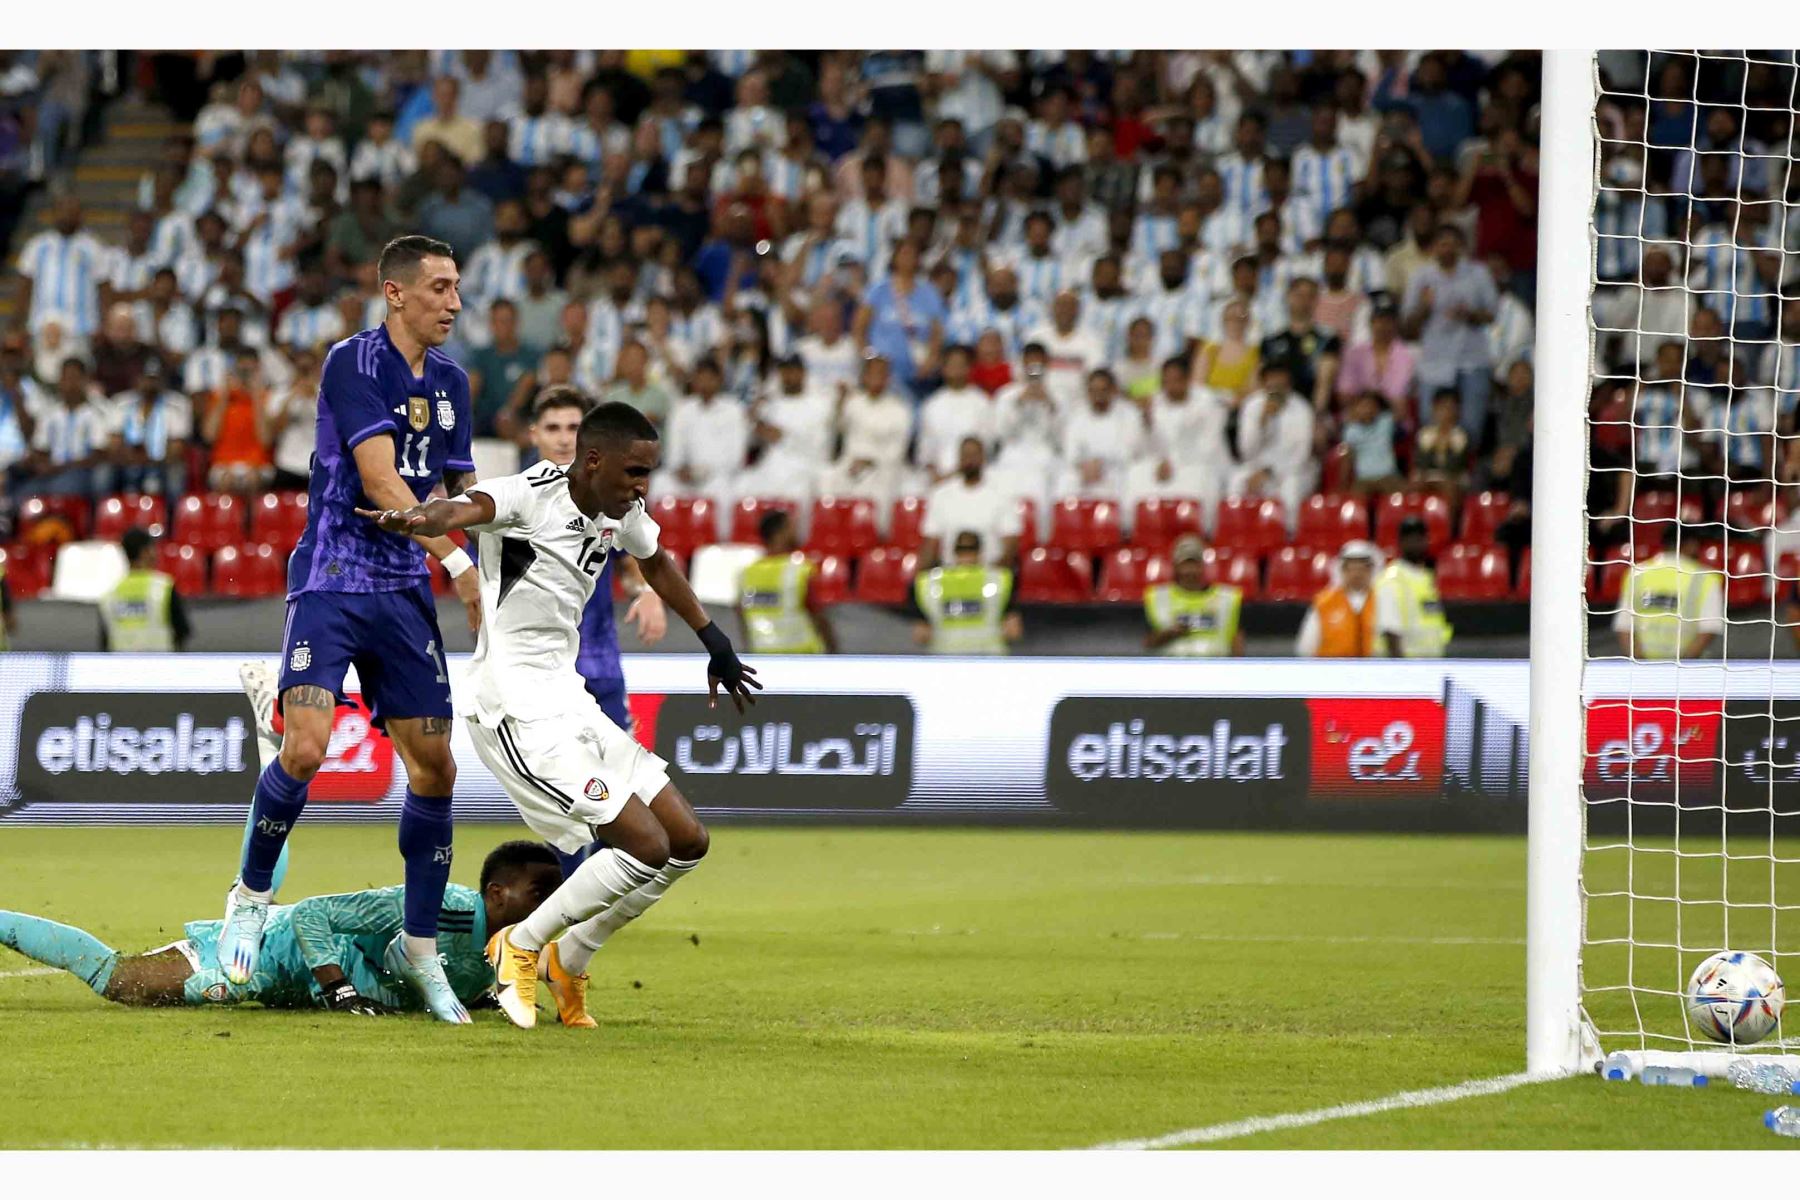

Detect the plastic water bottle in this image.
[1640,1064,1708,1087]
[1601,1051,1637,1082]
[1765,1106,1800,1137]
[1728,1059,1797,1094]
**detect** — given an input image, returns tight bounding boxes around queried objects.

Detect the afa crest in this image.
[290,643,312,672]
[407,396,429,432]
[437,398,456,430]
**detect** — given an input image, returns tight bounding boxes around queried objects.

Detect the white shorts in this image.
[147,939,202,971]
[466,705,672,855]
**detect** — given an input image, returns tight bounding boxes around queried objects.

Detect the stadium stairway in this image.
[0,97,181,326]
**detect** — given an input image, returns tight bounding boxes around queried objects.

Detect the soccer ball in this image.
[1686,951,1786,1046]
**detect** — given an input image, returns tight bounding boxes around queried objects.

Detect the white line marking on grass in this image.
[0,968,57,980]
[1086,1071,1542,1150]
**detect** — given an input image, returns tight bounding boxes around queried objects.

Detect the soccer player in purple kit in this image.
[217,235,485,1024]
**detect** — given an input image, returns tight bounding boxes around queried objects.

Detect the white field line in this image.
[0,967,58,979]
[1085,1071,1544,1150]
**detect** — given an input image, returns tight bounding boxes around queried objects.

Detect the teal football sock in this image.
[0,910,118,996]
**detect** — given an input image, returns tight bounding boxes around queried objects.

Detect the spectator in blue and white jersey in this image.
[460,198,534,313]
[1131,166,1183,262]
[0,340,43,481]
[104,356,190,497]
[1291,105,1363,232]
[504,72,570,168]
[1132,250,1210,364]
[21,358,110,498]
[926,50,1018,155]
[1631,346,1691,478]
[16,194,110,337]
[283,107,348,198]
[948,265,1040,359]
[854,238,946,402]
[1402,223,1498,440]
[452,49,525,125]
[1759,300,1800,399]
[130,268,198,362]
[861,50,928,160]
[1484,253,1535,381]
[834,156,909,278]
[1025,88,1087,169]
[1079,255,1136,363]
[1708,358,1791,478]
[564,83,630,175]
[1216,113,1271,219]
[723,70,782,157]
[1671,107,1769,205]
[184,307,281,397]
[1048,167,1109,263]
[1004,212,1077,307]
[914,138,984,208]
[108,211,163,301]
[348,111,416,189]
[780,191,842,290]
[273,266,347,354]
[1592,147,1666,282]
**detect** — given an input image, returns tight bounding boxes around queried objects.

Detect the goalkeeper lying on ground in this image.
[0,839,561,1013]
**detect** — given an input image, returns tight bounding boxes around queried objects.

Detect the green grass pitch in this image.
[0,825,1792,1149]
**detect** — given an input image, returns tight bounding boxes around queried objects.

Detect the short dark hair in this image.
[758,509,792,544]
[577,399,660,453]
[121,526,156,562]
[479,840,560,892]
[533,384,590,421]
[378,234,456,285]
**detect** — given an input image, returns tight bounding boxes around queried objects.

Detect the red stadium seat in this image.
[157,542,209,595]
[1320,443,1354,494]
[1698,542,1771,609]
[1724,489,1780,533]
[1096,547,1173,603]
[1459,491,1511,546]
[1048,498,1122,555]
[1014,497,1040,554]
[1436,544,1512,601]
[805,496,880,558]
[0,542,52,598]
[729,496,799,544]
[16,495,90,545]
[1129,497,1204,552]
[94,493,169,541]
[173,492,248,552]
[1203,547,1262,599]
[649,495,716,559]
[1265,546,1332,602]
[854,546,917,604]
[1628,492,1706,555]
[1515,549,1532,599]
[1294,494,1368,555]
[1016,547,1093,603]
[889,496,927,552]
[1592,559,1632,606]
[1213,496,1286,557]
[213,542,284,599]
[250,491,309,552]
[1373,492,1453,555]
[806,553,851,606]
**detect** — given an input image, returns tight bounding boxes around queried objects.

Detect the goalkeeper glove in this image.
[320,980,393,1016]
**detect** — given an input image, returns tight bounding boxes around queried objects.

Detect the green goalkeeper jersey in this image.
[181,884,491,1010]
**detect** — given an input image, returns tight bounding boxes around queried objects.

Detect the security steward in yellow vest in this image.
[1144,533,1245,656]
[99,526,190,652]
[1614,526,1724,661]
[909,529,1022,654]
[736,509,837,654]
[1375,515,1452,658]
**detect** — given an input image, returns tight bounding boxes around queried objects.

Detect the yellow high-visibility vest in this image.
[739,554,825,654]
[1144,582,1242,657]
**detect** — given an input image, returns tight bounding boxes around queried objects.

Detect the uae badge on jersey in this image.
[436,389,456,430]
[584,778,608,802]
[407,396,429,431]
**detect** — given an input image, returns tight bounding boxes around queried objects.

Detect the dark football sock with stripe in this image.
[241,760,308,895]
[398,789,454,941]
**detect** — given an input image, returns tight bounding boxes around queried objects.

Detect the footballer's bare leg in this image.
[489,796,671,1028]
[221,686,334,984]
[380,716,470,1024]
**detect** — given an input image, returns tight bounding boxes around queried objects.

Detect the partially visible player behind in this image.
[0,841,560,1013]
[359,400,760,1029]
[219,235,483,1024]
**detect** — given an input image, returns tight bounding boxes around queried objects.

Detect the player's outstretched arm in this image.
[291,891,407,1015]
[351,437,484,630]
[639,548,764,712]
[357,490,499,538]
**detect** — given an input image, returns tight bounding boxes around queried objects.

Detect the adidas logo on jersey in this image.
[566,517,586,532]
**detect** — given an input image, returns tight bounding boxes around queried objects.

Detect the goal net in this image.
[1533,49,1800,1078]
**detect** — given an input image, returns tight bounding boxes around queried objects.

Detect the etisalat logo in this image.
[1065,717,1289,782]
[674,721,901,777]
[36,711,249,776]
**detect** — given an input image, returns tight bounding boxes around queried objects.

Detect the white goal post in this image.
[1529,49,1800,1080]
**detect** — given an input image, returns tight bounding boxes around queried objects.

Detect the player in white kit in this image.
[357,400,760,1029]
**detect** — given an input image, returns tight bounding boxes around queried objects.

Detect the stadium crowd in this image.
[0,49,1551,615]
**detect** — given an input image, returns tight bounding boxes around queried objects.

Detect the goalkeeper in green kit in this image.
[0,840,561,1013]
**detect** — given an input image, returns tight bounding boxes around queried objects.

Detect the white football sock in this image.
[554,856,701,975]
[513,848,658,952]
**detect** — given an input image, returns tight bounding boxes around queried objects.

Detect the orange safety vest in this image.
[1312,585,1378,657]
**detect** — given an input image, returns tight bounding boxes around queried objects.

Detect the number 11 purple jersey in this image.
[289,323,475,597]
